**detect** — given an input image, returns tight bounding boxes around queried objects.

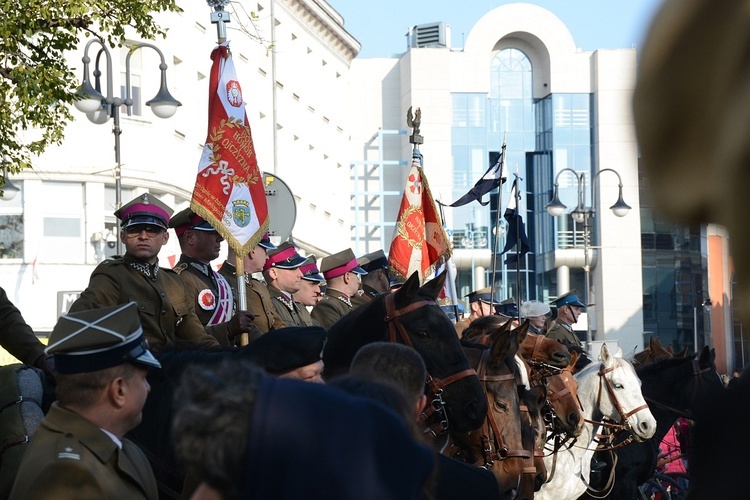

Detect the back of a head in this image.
[350,342,426,404]
[172,358,265,500]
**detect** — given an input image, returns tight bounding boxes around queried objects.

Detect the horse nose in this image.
[552,350,572,365]
[535,471,547,491]
[568,411,580,428]
[639,419,652,434]
[464,399,481,422]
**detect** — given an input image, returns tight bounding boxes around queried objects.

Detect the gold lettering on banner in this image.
[396,205,425,250]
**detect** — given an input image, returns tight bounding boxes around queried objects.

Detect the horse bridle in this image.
[472,348,532,468]
[383,293,477,438]
[586,362,650,436]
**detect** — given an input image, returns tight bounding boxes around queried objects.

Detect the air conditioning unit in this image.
[408,22,451,49]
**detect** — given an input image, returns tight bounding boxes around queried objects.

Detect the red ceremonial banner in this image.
[191,42,269,258]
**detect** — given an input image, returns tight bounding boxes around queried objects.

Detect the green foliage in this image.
[0,0,182,173]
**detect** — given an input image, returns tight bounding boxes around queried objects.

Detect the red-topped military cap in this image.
[264,241,309,271]
[320,248,367,280]
[169,207,216,237]
[115,193,173,230]
[300,255,325,282]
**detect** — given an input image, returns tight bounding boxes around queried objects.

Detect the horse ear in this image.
[676,347,688,358]
[394,272,421,306]
[649,336,656,349]
[666,343,675,354]
[514,320,529,345]
[417,270,447,301]
[489,328,512,365]
[600,343,612,366]
[698,345,712,367]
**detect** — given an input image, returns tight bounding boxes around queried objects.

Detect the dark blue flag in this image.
[501,178,530,265]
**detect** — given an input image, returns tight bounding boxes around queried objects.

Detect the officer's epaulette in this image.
[173,262,189,274]
[103,256,125,265]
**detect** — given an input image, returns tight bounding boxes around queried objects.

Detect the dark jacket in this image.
[0,286,45,365]
[267,284,315,327]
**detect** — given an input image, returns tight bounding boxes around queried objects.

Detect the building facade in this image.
[0,2,737,373]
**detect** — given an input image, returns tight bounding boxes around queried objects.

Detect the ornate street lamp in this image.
[73,38,181,254]
[546,167,631,349]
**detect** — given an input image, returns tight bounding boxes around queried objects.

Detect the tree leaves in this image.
[0,0,181,172]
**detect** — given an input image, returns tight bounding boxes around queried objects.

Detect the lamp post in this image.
[0,157,20,201]
[73,38,181,254]
[546,167,631,349]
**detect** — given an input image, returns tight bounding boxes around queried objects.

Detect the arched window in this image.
[491,48,532,100]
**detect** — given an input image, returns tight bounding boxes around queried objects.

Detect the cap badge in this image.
[198,289,216,310]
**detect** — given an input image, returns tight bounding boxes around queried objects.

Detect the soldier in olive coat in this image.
[545,290,585,348]
[10,303,160,499]
[263,242,314,327]
[350,250,390,308]
[170,208,259,346]
[68,194,219,353]
[311,249,367,329]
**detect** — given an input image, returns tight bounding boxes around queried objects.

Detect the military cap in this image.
[465,286,500,304]
[115,193,173,230]
[264,241,309,270]
[520,300,551,318]
[300,255,325,282]
[320,248,367,279]
[258,232,277,250]
[245,326,327,374]
[357,250,389,274]
[494,297,519,318]
[389,277,404,291]
[169,207,216,237]
[45,302,160,374]
[554,289,585,308]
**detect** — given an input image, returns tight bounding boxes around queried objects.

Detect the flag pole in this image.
[208,0,250,346]
[514,166,523,318]
[489,135,506,307]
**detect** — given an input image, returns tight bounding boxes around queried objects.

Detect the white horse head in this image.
[581,344,657,441]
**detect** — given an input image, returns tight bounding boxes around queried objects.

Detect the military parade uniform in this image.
[546,320,582,347]
[69,255,219,353]
[10,403,158,499]
[173,256,236,346]
[546,290,585,348]
[311,288,354,329]
[267,284,315,327]
[219,262,286,335]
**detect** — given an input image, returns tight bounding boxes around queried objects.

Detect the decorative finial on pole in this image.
[406,106,423,147]
[208,0,231,43]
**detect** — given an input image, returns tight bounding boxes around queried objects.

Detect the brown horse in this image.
[517,383,548,499]
[452,331,528,499]
[633,336,673,365]
[463,315,571,369]
[463,316,582,437]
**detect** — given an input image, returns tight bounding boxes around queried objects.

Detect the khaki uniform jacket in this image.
[267,285,315,327]
[311,288,353,329]
[69,256,219,353]
[10,403,157,500]
[0,286,45,365]
[218,263,285,336]
[546,321,582,347]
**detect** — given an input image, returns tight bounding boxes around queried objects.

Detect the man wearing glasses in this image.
[311,248,367,329]
[69,194,220,352]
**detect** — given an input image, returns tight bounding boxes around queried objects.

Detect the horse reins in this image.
[383,293,477,438]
